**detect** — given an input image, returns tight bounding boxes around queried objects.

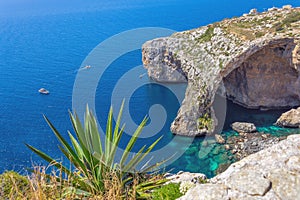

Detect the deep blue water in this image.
[1,0,300,177]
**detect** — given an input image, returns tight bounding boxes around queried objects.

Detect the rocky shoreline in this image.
[167,110,300,198]
[164,134,300,199]
[179,134,300,199]
[215,124,287,162]
[215,109,300,168]
[141,5,300,199]
[142,5,300,136]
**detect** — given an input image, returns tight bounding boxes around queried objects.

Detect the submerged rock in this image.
[180,134,300,199]
[275,107,300,128]
[225,132,285,160]
[231,122,256,133]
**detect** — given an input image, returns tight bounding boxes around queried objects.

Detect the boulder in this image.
[249,8,258,15]
[215,134,225,144]
[275,107,300,128]
[282,5,292,10]
[166,171,207,184]
[231,122,256,133]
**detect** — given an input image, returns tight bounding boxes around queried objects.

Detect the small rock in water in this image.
[231,149,237,154]
[215,134,225,144]
[275,107,300,128]
[224,144,231,150]
[231,122,257,133]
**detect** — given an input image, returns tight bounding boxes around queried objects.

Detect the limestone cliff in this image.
[142,6,300,136]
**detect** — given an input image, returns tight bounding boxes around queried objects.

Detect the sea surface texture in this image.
[1,0,300,177]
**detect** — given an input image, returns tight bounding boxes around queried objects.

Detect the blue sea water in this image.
[1,0,300,177]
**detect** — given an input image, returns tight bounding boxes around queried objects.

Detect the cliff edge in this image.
[142,6,300,136]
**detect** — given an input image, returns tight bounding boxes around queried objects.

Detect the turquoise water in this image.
[168,100,300,177]
[1,0,300,177]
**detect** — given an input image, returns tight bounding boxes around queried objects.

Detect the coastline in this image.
[142,5,300,137]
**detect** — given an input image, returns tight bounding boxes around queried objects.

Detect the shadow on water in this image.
[167,96,300,178]
[88,53,299,177]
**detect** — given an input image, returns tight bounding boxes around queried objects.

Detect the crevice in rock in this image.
[262,181,272,196]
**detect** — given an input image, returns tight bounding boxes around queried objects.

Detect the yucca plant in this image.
[26,101,167,198]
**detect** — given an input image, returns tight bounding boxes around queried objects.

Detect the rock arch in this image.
[219,38,300,109]
[143,30,300,136]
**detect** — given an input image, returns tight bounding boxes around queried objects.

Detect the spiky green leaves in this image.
[26,101,166,197]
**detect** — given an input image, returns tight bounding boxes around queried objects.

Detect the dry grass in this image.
[0,166,164,200]
[0,166,77,200]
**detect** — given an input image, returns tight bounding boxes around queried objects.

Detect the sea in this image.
[1,0,300,178]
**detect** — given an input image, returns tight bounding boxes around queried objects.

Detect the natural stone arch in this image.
[143,6,300,136]
[217,38,300,110]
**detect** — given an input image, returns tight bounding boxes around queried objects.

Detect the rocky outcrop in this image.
[142,6,300,136]
[276,107,300,127]
[231,122,256,133]
[226,132,286,160]
[179,134,300,199]
[166,171,207,184]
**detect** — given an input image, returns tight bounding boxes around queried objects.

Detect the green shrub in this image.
[26,101,167,199]
[0,171,29,199]
[219,60,224,69]
[151,183,183,200]
[198,113,213,131]
[283,12,300,24]
[197,26,215,43]
[275,12,300,32]
[255,32,264,38]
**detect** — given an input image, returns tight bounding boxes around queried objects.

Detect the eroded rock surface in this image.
[276,107,300,127]
[179,134,300,200]
[231,122,256,133]
[166,171,207,184]
[142,7,300,136]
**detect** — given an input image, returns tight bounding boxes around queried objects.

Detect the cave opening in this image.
[223,41,300,110]
[211,40,300,131]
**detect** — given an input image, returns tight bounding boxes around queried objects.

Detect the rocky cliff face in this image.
[142,6,300,136]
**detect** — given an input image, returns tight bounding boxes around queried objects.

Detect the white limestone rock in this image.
[179,134,300,199]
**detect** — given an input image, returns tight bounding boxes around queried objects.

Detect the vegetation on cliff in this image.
[142,6,300,136]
